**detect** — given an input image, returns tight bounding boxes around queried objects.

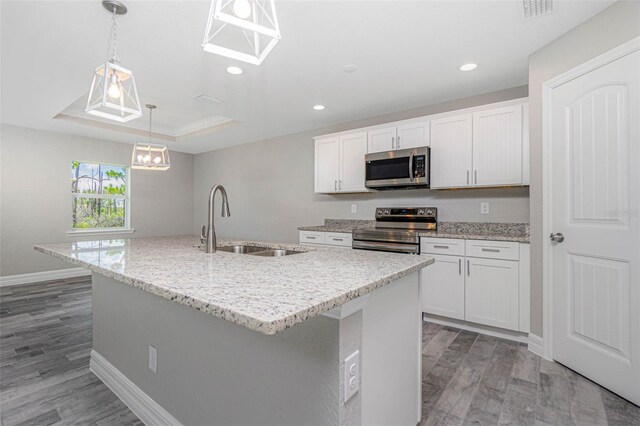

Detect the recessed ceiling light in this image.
[342,64,358,73]
[459,63,478,72]
[313,105,325,111]
[226,66,243,75]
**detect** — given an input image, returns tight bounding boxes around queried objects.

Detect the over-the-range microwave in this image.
[365,146,430,190]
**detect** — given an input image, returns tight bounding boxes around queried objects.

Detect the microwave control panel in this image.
[413,155,426,178]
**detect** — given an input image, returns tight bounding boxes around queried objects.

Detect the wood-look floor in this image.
[1,278,639,425]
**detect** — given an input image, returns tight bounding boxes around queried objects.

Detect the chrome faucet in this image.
[200,184,230,253]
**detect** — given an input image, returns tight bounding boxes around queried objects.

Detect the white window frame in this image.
[67,161,134,236]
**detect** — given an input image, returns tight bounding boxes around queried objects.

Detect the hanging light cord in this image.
[148,107,153,144]
[110,6,119,63]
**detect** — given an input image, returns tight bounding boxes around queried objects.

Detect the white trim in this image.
[67,228,135,237]
[90,350,182,426]
[0,267,90,287]
[541,36,640,362]
[528,334,546,359]
[423,313,529,344]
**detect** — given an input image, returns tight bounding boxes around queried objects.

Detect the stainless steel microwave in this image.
[365,147,430,189]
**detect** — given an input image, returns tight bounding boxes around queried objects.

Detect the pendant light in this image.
[202,0,281,65]
[132,105,170,171]
[86,0,142,122]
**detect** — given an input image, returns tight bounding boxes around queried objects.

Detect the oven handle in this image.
[352,240,419,254]
[409,151,414,182]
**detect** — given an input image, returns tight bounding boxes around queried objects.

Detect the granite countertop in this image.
[34,236,433,335]
[299,219,530,243]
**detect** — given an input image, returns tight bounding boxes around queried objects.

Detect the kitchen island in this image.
[35,236,433,426]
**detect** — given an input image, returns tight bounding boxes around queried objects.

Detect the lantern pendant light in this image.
[202,0,281,65]
[86,0,142,123]
[132,105,171,171]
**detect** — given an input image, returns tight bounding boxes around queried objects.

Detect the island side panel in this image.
[90,273,343,426]
[361,271,422,426]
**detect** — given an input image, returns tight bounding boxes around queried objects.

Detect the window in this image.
[71,162,130,231]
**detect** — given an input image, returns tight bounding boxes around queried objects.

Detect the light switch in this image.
[148,345,157,373]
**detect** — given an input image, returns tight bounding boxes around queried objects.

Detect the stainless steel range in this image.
[352,207,437,254]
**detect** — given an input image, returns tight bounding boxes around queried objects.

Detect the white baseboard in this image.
[423,313,529,343]
[527,334,546,359]
[90,350,182,426]
[0,267,90,288]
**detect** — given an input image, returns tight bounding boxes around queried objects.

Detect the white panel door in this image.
[421,254,465,320]
[551,50,640,405]
[339,132,367,192]
[397,121,430,150]
[472,105,523,186]
[465,258,519,331]
[314,137,340,193]
[430,114,473,188]
[367,127,397,153]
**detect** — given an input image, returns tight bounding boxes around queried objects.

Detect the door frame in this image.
[541,36,640,361]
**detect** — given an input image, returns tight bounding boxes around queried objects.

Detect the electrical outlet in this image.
[351,204,357,214]
[344,350,360,402]
[148,345,157,373]
[480,202,490,215]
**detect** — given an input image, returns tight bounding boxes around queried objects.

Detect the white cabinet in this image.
[299,231,325,245]
[367,127,397,153]
[421,254,465,320]
[315,133,367,193]
[299,231,351,247]
[397,121,430,150]
[465,257,519,331]
[430,113,473,188]
[472,105,523,186]
[367,122,430,154]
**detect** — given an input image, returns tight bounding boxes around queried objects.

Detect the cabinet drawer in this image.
[325,233,352,247]
[420,237,465,256]
[465,240,519,261]
[299,231,325,245]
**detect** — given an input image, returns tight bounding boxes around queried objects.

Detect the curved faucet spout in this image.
[204,184,230,253]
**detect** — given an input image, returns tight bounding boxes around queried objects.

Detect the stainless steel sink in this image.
[216,245,303,256]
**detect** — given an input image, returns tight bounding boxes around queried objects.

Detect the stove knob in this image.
[377,209,383,215]
[418,209,425,215]
[384,209,390,215]
[426,209,434,216]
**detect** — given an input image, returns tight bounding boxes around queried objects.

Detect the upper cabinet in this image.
[430,114,473,188]
[367,121,430,154]
[314,99,529,193]
[315,132,368,193]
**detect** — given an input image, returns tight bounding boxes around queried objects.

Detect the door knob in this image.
[550,232,565,243]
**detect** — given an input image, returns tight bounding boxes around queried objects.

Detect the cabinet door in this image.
[367,127,397,153]
[314,137,340,193]
[430,114,473,188]
[339,132,368,192]
[421,254,465,320]
[397,121,430,149]
[472,105,523,186]
[465,258,519,331]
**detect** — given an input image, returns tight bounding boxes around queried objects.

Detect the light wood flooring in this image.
[1,278,639,425]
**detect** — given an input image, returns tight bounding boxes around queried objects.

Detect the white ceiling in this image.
[1,0,615,154]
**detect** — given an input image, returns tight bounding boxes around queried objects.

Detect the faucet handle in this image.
[200,225,207,244]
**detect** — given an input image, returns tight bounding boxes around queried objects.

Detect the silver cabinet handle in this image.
[333,238,344,241]
[397,135,401,149]
[458,258,462,275]
[467,259,470,276]
[550,232,565,243]
[339,180,343,190]
[392,136,395,150]
[481,248,500,252]
[307,236,316,240]
[334,180,337,191]
[474,170,478,184]
[467,170,470,185]
[433,245,449,249]
[409,151,415,182]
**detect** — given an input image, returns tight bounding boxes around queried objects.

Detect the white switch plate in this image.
[480,202,490,215]
[344,350,359,402]
[351,204,357,214]
[148,345,157,373]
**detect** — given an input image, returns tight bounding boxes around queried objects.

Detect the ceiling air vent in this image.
[522,0,553,20]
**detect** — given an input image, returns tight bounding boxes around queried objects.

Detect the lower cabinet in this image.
[465,257,519,331]
[421,254,465,320]
[421,238,528,333]
[299,231,352,248]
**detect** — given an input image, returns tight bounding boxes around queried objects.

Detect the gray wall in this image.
[0,124,194,276]
[528,0,640,336]
[194,86,530,244]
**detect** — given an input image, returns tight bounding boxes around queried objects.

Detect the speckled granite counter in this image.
[34,236,433,335]
[299,219,529,242]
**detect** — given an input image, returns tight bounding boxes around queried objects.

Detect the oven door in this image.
[365,147,429,189]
